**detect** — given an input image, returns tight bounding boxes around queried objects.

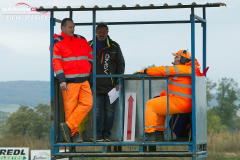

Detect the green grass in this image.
[208,156,240,160]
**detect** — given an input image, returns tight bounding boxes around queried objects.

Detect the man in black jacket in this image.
[89,22,125,142]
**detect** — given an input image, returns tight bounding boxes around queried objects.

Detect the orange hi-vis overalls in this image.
[61,82,93,137]
[52,32,93,137]
[145,59,204,133]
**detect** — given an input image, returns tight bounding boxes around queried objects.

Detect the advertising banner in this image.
[0,148,29,160]
[30,150,50,160]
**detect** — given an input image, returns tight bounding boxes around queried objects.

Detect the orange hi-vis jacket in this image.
[52,32,93,83]
[145,59,204,112]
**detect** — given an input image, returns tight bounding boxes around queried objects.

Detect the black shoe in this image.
[96,138,104,142]
[145,132,156,142]
[71,132,83,143]
[96,135,104,142]
[90,135,104,142]
[156,131,164,142]
[60,123,71,143]
[104,135,111,142]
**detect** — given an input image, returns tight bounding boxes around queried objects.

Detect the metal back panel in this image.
[195,76,207,144]
[54,78,167,142]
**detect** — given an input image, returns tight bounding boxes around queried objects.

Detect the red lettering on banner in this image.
[127,95,134,140]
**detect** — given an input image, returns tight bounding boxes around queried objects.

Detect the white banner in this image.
[0,148,29,160]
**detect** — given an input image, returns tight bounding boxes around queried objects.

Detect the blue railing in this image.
[46,4,215,159]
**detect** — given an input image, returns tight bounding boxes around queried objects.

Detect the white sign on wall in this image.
[0,148,29,160]
[123,93,137,142]
[31,150,50,160]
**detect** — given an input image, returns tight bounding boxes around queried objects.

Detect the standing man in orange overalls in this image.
[135,50,204,141]
[52,18,93,143]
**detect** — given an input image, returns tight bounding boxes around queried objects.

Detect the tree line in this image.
[0,103,50,141]
[207,77,240,133]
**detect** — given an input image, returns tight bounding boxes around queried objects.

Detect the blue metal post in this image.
[166,78,169,141]
[92,10,97,143]
[142,78,145,141]
[149,78,152,99]
[122,78,125,135]
[102,146,107,153]
[57,83,60,142]
[118,77,122,141]
[50,11,58,157]
[203,7,207,73]
[190,7,197,158]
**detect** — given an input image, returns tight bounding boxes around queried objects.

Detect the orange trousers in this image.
[145,95,191,133]
[61,81,93,137]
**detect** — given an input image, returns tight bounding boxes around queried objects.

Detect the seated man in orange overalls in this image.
[136,50,204,141]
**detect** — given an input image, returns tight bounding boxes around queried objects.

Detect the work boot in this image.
[60,123,71,143]
[145,132,156,142]
[156,131,164,142]
[71,132,83,143]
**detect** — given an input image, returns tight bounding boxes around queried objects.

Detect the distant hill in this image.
[0,81,239,116]
[209,93,240,107]
[0,81,50,108]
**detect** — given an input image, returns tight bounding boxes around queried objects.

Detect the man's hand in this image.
[116,84,119,91]
[60,82,68,91]
[133,70,145,74]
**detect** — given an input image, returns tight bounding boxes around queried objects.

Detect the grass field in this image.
[0,131,239,160]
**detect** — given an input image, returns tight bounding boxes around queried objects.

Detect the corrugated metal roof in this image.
[37,3,226,11]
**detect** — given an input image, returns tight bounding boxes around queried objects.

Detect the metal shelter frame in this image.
[38,3,224,160]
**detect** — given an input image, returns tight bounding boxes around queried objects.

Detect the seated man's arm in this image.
[146,65,191,76]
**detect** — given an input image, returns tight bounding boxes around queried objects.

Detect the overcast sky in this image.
[0,0,239,86]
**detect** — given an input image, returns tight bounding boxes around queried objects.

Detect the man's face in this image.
[173,55,181,65]
[62,20,75,36]
[96,27,108,41]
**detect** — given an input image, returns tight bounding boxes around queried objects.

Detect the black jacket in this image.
[88,35,125,93]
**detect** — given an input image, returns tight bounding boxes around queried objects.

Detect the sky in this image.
[0,0,239,86]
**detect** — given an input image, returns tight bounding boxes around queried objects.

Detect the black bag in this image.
[169,113,192,139]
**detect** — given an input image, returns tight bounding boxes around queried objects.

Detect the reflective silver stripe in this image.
[55,37,61,42]
[169,81,192,88]
[56,70,64,75]
[173,66,179,80]
[88,59,93,62]
[89,52,93,55]
[165,66,169,76]
[77,56,88,60]
[145,125,155,128]
[62,56,88,62]
[169,90,192,98]
[173,66,179,74]
[156,126,165,128]
[65,73,90,78]
[62,57,76,61]
[53,55,62,59]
